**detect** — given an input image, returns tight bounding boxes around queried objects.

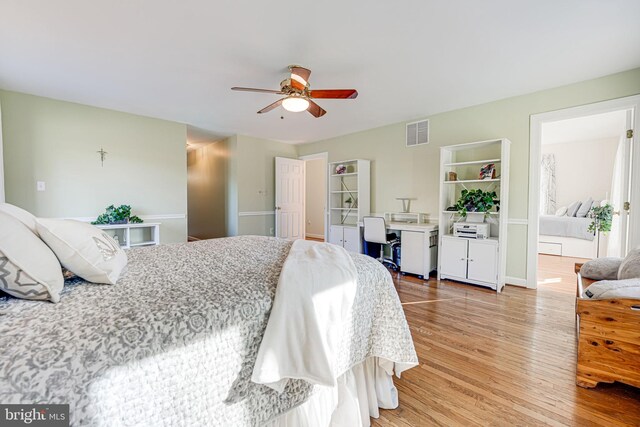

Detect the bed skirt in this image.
[266,357,399,427]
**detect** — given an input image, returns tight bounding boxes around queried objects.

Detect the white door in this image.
[467,240,498,284]
[329,226,343,246]
[606,109,635,257]
[342,227,359,253]
[401,231,425,275]
[275,157,305,240]
[440,237,468,279]
[618,110,634,256]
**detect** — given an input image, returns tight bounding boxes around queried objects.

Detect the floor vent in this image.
[406,119,429,147]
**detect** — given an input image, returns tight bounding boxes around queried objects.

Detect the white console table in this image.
[95,222,160,249]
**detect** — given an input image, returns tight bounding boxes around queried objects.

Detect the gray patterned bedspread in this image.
[0,236,417,426]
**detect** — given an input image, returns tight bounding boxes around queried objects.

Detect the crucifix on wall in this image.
[97,147,108,167]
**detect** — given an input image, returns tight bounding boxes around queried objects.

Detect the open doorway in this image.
[300,153,328,242]
[538,110,627,287]
[529,95,639,289]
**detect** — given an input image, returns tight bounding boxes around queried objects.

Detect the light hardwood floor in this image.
[373,255,640,426]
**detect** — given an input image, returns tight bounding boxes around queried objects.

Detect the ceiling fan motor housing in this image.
[280,78,307,95]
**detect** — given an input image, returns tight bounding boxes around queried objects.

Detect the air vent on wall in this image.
[406,119,429,147]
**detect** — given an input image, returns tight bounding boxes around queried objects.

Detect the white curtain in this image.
[540,154,557,215]
[607,135,626,257]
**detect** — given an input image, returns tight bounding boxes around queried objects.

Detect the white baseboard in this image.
[505,276,528,288]
[305,233,325,239]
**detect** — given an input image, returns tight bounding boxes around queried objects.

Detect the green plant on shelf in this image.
[455,189,498,217]
[92,204,143,225]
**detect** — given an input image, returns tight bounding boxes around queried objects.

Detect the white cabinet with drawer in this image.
[439,235,499,290]
[400,229,439,278]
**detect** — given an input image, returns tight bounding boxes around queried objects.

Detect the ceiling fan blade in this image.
[309,89,358,99]
[290,66,311,91]
[232,87,284,95]
[257,98,284,114]
[307,100,327,118]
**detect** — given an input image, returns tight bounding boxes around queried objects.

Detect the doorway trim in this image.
[299,152,329,241]
[528,95,640,289]
[0,99,4,202]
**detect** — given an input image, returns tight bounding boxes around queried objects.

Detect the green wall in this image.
[298,68,640,281]
[0,90,188,243]
[224,134,297,236]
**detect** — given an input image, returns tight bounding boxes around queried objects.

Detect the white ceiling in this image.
[1,0,639,144]
[542,110,627,145]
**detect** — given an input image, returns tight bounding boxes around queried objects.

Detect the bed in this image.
[538,215,596,258]
[539,215,594,241]
[0,236,417,426]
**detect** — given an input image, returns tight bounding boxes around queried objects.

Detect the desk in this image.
[358,221,438,279]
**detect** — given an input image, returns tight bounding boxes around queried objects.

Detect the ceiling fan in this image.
[231,65,358,118]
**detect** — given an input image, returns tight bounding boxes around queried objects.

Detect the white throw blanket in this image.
[252,239,358,393]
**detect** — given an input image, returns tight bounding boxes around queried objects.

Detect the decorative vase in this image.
[465,212,485,223]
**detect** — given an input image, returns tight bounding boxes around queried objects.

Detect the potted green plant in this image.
[588,203,613,257]
[455,189,498,223]
[92,204,143,225]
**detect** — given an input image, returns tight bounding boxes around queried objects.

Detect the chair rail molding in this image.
[238,211,276,216]
[507,218,528,225]
[64,214,186,222]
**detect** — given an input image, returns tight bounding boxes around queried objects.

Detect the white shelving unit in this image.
[328,159,370,253]
[96,222,160,249]
[437,139,510,292]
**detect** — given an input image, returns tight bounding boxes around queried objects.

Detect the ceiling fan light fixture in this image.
[282,96,310,113]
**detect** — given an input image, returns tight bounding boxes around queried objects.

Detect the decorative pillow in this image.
[36,219,127,285]
[618,248,640,280]
[583,278,640,300]
[580,257,623,281]
[555,207,568,216]
[0,203,38,235]
[576,198,593,218]
[0,212,63,302]
[566,201,582,217]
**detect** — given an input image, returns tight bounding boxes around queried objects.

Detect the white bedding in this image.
[252,239,359,392]
[539,215,594,241]
[0,236,418,426]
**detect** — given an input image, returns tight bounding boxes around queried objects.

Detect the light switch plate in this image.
[37,181,46,192]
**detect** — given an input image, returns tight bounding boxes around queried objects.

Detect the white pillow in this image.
[583,278,640,300]
[576,197,593,218]
[555,207,568,216]
[567,201,582,217]
[0,203,38,235]
[36,219,127,285]
[0,212,63,302]
[618,248,640,280]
